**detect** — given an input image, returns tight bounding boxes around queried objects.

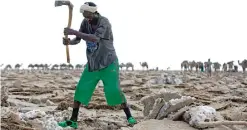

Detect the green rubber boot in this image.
[128,117,137,125]
[58,120,78,129]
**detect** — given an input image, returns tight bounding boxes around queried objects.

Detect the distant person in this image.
[58,2,136,128]
[207,59,212,77]
[234,65,238,72]
[200,63,204,72]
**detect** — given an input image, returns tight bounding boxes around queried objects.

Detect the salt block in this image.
[141,92,181,117]
[147,98,165,119]
[156,96,195,119]
[141,96,156,116]
[183,106,217,129]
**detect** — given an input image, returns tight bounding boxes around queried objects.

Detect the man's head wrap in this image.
[80,2,97,13]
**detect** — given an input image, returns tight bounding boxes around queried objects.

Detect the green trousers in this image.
[74,59,126,106]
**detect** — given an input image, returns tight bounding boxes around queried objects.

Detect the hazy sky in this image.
[0,0,246,70]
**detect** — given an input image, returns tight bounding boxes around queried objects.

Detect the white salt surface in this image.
[185,106,217,127]
[19,110,46,120]
[170,96,195,105]
[18,110,65,130]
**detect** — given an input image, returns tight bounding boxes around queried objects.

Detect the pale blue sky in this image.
[0,0,246,70]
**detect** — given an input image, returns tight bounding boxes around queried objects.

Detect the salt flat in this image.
[1,70,247,130]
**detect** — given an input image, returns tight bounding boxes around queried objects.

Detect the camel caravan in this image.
[0,61,152,73]
[181,59,247,73]
[1,59,246,73]
[0,63,85,72]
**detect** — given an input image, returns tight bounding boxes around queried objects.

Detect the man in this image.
[199,63,204,72]
[222,63,227,72]
[207,59,212,77]
[58,2,136,128]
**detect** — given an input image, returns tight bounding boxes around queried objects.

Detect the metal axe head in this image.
[55,0,73,8]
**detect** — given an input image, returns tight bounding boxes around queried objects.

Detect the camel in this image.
[181,60,189,71]
[51,64,59,70]
[60,63,67,70]
[125,62,134,71]
[3,64,12,70]
[30,64,45,70]
[67,64,74,70]
[227,61,234,71]
[233,65,238,72]
[238,60,247,72]
[28,64,35,70]
[39,64,45,70]
[222,63,227,72]
[33,64,40,69]
[119,63,125,70]
[140,62,148,70]
[75,64,83,70]
[188,61,196,71]
[212,62,221,72]
[14,63,23,70]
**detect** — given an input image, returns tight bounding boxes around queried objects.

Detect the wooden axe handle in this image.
[65,6,73,63]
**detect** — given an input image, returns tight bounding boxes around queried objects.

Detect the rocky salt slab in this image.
[1,70,247,130]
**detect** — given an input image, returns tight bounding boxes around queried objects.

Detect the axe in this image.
[54,0,74,63]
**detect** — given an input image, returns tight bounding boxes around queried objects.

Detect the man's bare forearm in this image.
[70,37,81,45]
[74,31,100,42]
